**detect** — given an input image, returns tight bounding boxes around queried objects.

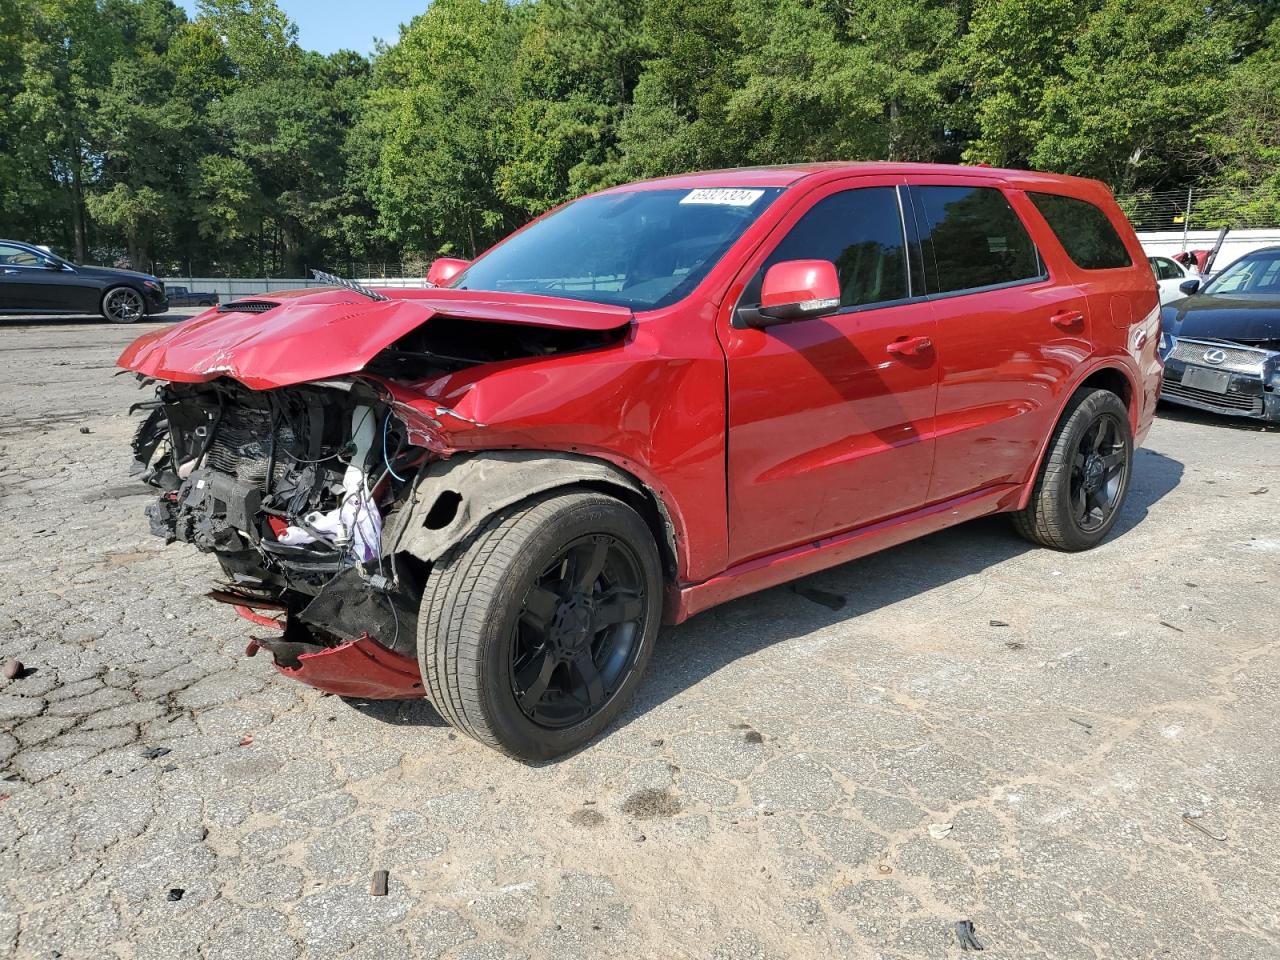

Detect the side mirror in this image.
[1179,278,1201,295]
[738,260,841,329]
[426,257,470,287]
[43,258,62,271]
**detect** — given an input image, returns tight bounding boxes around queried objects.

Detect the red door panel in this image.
[925,282,1092,501]
[718,177,939,566]
[903,179,1092,504]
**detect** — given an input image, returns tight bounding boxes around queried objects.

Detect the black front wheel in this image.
[101,286,145,323]
[419,491,662,760]
[1013,387,1133,551]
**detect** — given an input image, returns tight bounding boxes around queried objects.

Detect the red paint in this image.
[273,634,425,700]
[760,259,840,310]
[233,605,284,630]
[121,163,1160,701]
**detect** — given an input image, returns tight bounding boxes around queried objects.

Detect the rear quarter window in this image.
[1029,192,1133,270]
[913,185,1043,295]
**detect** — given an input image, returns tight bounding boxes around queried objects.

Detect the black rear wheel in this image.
[420,490,662,760]
[1013,387,1133,551]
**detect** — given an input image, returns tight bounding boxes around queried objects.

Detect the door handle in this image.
[1050,309,1085,329]
[886,336,933,358]
[1,269,17,275]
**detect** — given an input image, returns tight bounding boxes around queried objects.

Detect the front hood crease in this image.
[117,290,633,390]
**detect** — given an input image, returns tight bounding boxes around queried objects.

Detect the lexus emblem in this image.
[1202,348,1227,365]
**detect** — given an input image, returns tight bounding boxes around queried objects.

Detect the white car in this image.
[1148,255,1202,304]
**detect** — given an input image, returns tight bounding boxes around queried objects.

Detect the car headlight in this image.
[142,279,161,291]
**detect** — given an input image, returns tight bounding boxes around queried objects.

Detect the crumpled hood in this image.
[1162,294,1280,343]
[118,287,633,390]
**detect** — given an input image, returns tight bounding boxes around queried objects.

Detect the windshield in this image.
[1203,250,1280,296]
[455,187,784,310]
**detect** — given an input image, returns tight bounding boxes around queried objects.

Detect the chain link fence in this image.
[1117,186,1280,232]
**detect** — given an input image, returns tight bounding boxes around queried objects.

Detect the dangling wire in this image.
[382,412,406,482]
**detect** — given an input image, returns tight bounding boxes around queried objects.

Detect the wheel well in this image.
[386,451,682,588]
[578,479,678,584]
[1077,367,1132,414]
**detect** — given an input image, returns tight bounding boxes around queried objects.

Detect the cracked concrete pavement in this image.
[1,313,1278,959]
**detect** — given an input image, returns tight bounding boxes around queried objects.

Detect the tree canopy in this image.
[1,0,1278,275]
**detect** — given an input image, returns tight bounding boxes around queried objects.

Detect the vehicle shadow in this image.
[345,449,1184,750]
[1156,400,1278,433]
[620,445,1185,740]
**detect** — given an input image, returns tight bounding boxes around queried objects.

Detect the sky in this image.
[176,1,425,55]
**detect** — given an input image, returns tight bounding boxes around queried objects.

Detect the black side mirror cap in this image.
[1179,278,1200,295]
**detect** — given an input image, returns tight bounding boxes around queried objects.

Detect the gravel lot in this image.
[1,313,1278,959]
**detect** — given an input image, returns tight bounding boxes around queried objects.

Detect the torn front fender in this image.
[384,450,678,578]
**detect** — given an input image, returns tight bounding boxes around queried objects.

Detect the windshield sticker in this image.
[680,188,765,207]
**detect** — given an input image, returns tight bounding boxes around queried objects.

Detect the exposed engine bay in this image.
[125,296,635,686]
[131,376,427,664]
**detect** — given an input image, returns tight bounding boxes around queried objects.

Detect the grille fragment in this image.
[1162,381,1264,414]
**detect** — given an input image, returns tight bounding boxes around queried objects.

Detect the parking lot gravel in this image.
[1,314,1278,959]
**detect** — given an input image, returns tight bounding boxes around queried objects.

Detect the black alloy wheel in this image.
[102,287,145,323]
[511,534,646,728]
[1069,413,1128,532]
[1013,387,1133,551]
[420,490,663,760]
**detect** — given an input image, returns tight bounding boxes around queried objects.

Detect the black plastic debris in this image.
[141,747,172,760]
[79,426,91,434]
[955,919,984,951]
[166,888,184,902]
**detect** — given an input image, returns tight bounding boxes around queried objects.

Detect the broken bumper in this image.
[251,631,425,700]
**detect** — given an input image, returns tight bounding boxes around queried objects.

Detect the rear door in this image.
[719,176,940,565]
[904,178,1092,503]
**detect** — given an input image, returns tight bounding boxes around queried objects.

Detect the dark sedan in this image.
[0,239,168,322]
[1159,246,1280,422]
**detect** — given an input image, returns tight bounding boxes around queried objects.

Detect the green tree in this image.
[363,0,525,257]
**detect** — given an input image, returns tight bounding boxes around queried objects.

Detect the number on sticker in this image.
[680,189,765,207]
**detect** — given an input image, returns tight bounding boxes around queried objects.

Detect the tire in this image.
[419,490,663,761]
[1013,387,1133,551]
[101,286,146,323]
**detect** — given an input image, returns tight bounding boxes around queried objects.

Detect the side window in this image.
[1151,257,1182,281]
[913,186,1043,294]
[0,243,42,267]
[753,187,909,309]
[1029,191,1133,270]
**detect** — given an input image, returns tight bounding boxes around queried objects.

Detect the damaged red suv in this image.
[121,164,1161,760]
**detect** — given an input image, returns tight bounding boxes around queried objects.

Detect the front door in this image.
[719,179,940,566]
[0,244,83,311]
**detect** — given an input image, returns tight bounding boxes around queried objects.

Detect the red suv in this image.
[121,163,1162,759]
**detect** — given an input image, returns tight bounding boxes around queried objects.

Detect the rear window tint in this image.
[913,186,1043,295]
[1029,192,1132,270]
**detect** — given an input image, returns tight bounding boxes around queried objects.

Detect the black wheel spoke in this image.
[1071,481,1088,520]
[517,650,558,711]
[572,651,605,707]
[1101,450,1125,473]
[520,586,559,632]
[569,538,609,593]
[594,590,642,628]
